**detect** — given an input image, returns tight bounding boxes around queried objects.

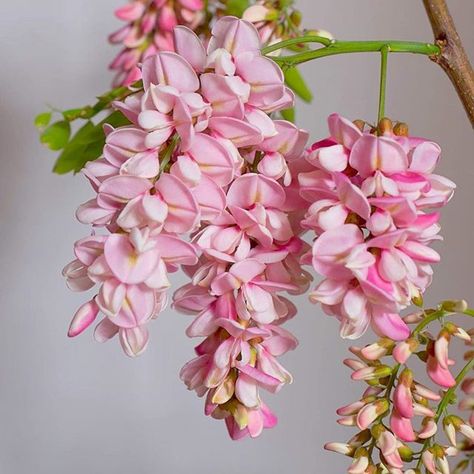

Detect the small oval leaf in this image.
[40,121,71,151]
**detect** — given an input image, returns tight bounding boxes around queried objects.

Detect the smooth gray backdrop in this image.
[0,1,473,473]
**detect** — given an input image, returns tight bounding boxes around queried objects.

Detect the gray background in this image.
[0,1,473,473]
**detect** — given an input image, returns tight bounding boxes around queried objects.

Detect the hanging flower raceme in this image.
[300,114,456,341]
[174,174,311,439]
[64,15,307,366]
[325,301,474,473]
[109,0,209,86]
[131,15,314,438]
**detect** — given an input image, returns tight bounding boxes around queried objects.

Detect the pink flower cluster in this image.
[325,310,474,473]
[63,16,308,369]
[300,115,455,341]
[174,173,311,439]
[109,0,207,86]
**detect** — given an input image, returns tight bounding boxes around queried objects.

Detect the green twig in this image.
[377,46,390,123]
[267,39,441,68]
[262,35,333,55]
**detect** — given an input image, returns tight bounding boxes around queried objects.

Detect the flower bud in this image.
[348,429,372,447]
[357,399,389,430]
[445,322,471,342]
[441,299,468,313]
[404,309,424,323]
[352,365,392,382]
[348,448,369,474]
[398,444,414,462]
[434,329,451,369]
[289,10,302,27]
[444,414,474,446]
[337,415,358,426]
[324,442,355,456]
[394,369,414,418]
[344,358,367,371]
[377,118,393,136]
[393,338,419,364]
[393,122,409,136]
[306,28,334,41]
[418,417,438,439]
[337,400,366,416]
[361,338,395,360]
[352,119,366,132]
[414,382,441,401]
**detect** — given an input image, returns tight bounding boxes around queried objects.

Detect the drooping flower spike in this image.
[301,114,455,341]
[64,15,311,440]
[325,302,474,473]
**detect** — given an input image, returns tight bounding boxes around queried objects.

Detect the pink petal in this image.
[227,173,286,209]
[119,326,149,357]
[141,51,199,92]
[208,117,262,148]
[328,113,362,149]
[154,174,200,233]
[173,26,206,72]
[68,300,100,337]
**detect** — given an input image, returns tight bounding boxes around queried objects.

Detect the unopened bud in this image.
[377,117,393,135]
[441,299,468,312]
[306,28,334,41]
[404,309,424,323]
[412,294,424,308]
[445,322,471,342]
[398,444,414,462]
[352,365,392,382]
[353,119,365,131]
[393,122,409,136]
[418,417,438,439]
[289,10,302,27]
[361,338,395,360]
[356,399,389,430]
[324,442,355,456]
[348,429,372,447]
[393,338,419,364]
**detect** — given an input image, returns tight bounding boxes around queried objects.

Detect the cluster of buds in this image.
[109,0,209,86]
[109,0,309,87]
[242,0,307,48]
[456,328,474,473]
[300,115,455,341]
[325,302,474,473]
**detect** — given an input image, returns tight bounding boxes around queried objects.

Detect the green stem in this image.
[62,81,142,122]
[159,134,180,174]
[411,308,474,336]
[267,39,441,68]
[262,35,333,55]
[377,46,389,123]
[412,310,447,335]
[435,358,474,422]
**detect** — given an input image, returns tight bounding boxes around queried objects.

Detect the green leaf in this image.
[225,0,250,17]
[53,111,130,174]
[34,112,52,130]
[284,67,313,103]
[62,108,87,121]
[281,107,295,123]
[40,121,71,150]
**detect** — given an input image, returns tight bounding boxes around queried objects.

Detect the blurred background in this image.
[0,1,473,472]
